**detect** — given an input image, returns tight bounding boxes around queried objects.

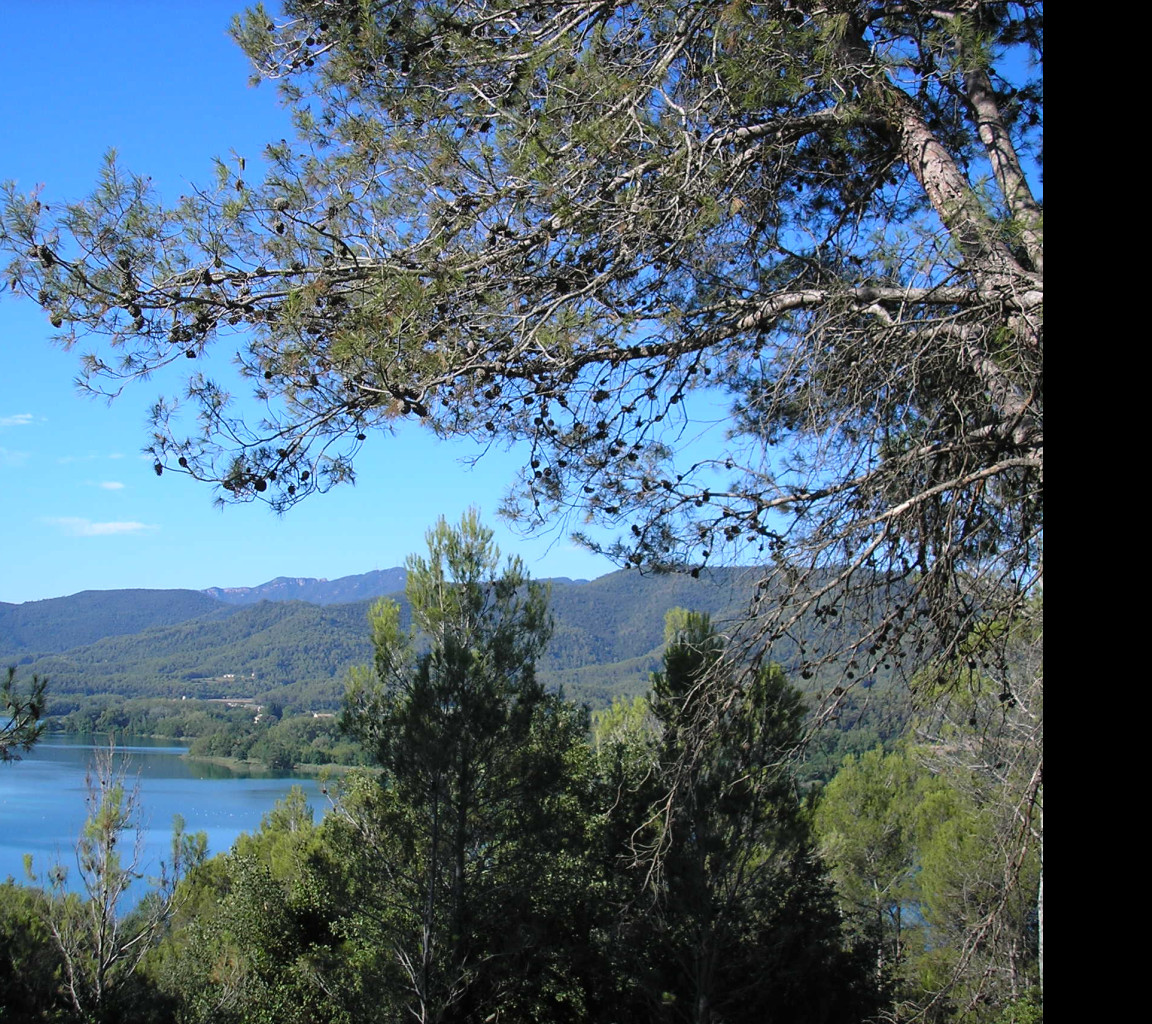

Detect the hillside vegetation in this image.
[0,590,226,660]
[5,568,772,709]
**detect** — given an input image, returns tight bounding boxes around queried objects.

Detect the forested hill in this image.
[543,567,764,704]
[3,568,766,710]
[14,600,376,707]
[0,589,225,657]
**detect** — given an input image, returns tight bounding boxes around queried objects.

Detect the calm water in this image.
[0,734,326,898]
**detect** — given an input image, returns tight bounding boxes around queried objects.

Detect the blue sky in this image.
[0,1,631,603]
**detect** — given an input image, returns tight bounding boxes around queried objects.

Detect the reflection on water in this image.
[0,733,325,900]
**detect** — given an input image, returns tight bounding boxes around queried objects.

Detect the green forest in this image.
[3,567,766,710]
[0,0,1042,1020]
[15,562,908,779]
[1,516,1040,1023]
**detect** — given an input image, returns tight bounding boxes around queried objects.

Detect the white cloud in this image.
[86,480,126,490]
[0,413,33,427]
[0,446,29,468]
[46,517,158,537]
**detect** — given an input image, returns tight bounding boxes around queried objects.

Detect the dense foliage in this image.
[816,741,1040,1019]
[0,666,46,761]
[0,0,1043,1013]
[0,590,223,659]
[14,567,785,707]
[0,518,1040,1022]
[28,563,913,775]
[1,0,1042,696]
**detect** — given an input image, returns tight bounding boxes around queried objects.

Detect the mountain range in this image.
[201,568,411,607]
[1,567,770,710]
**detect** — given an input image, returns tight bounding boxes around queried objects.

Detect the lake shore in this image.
[181,752,367,778]
[0,734,326,902]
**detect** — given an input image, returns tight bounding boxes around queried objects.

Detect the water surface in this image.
[0,734,325,898]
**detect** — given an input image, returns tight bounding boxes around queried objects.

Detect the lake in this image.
[0,734,326,901]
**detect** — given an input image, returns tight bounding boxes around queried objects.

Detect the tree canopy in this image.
[0,667,46,762]
[634,610,880,1023]
[339,512,595,1020]
[0,1,1042,684]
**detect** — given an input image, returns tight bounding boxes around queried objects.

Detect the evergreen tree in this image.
[1,0,1043,695]
[815,745,928,977]
[816,738,1041,1022]
[26,743,206,1023]
[0,881,65,1020]
[0,10,1043,992]
[338,511,595,1022]
[0,666,46,762]
[625,610,880,1024]
[143,783,400,1024]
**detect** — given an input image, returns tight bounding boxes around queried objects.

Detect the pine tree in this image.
[0,666,46,762]
[627,610,880,1024]
[1,1,1043,691]
[339,511,594,1021]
